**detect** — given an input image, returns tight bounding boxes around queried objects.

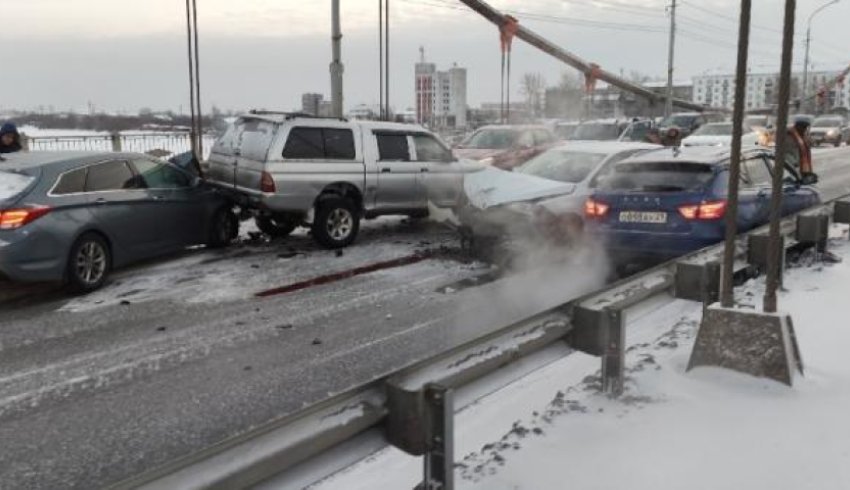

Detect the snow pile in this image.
[313,228,850,490]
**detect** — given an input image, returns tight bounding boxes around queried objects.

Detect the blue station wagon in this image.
[584,146,821,263]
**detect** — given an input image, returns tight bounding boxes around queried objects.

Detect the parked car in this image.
[453,125,557,170]
[617,118,656,142]
[681,122,761,147]
[809,115,850,147]
[458,141,659,243]
[0,151,237,292]
[585,146,820,264]
[657,111,726,138]
[569,119,629,141]
[206,112,480,248]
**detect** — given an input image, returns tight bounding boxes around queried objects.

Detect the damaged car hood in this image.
[463,166,576,210]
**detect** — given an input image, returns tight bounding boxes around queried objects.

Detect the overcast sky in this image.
[2,0,848,114]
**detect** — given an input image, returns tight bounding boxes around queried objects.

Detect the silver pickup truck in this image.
[206,112,479,248]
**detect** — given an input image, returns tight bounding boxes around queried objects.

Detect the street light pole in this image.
[330,0,344,118]
[802,0,840,113]
[664,0,677,117]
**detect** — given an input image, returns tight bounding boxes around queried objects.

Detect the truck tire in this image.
[256,215,298,238]
[66,232,111,293]
[312,196,360,249]
[208,207,239,248]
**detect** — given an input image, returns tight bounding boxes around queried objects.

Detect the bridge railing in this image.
[21,132,216,159]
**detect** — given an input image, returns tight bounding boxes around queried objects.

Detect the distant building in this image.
[693,70,849,112]
[301,93,324,116]
[348,104,379,120]
[643,80,693,106]
[317,101,334,118]
[415,48,467,129]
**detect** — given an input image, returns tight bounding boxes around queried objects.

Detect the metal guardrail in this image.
[110,195,846,490]
[21,132,216,159]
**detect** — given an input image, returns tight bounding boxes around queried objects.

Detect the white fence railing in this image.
[21,132,216,160]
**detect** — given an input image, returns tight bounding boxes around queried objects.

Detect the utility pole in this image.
[664,0,677,117]
[330,0,344,118]
[802,0,841,113]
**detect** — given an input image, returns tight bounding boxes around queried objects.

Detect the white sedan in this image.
[458,141,660,243]
[682,122,762,147]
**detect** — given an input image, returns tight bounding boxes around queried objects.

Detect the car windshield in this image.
[517,150,607,183]
[0,170,36,201]
[691,123,733,136]
[813,117,843,127]
[461,129,519,149]
[573,123,619,140]
[601,162,715,192]
[659,114,697,128]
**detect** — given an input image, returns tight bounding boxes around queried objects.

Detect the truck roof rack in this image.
[246,110,348,122]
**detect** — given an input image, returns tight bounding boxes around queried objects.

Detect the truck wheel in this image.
[208,207,238,248]
[256,215,298,238]
[66,232,111,293]
[312,196,360,249]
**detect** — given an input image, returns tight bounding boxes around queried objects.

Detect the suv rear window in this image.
[283,127,356,160]
[602,162,715,192]
[0,170,36,201]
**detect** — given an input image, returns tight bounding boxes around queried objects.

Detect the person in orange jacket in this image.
[786,119,817,184]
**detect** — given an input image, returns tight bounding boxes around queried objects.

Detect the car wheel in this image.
[208,207,239,248]
[256,215,298,238]
[312,196,360,249]
[66,233,111,293]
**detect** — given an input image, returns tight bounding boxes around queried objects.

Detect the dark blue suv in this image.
[585,146,820,263]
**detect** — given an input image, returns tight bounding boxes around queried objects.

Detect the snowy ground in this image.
[312,226,850,490]
[0,216,461,311]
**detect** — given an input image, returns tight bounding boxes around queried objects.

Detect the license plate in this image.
[619,211,667,224]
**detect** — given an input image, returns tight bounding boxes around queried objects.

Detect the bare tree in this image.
[521,72,547,117]
[558,71,584,92]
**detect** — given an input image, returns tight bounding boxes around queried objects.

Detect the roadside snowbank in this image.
[313,227,850,490]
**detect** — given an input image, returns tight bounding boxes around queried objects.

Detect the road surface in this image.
[1,147,849,489]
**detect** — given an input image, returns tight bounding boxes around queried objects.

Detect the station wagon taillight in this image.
[0,206,51,230]
[678,200,727,220]
[260,171,276,193]
[584,198,610,219]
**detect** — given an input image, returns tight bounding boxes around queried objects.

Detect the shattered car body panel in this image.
[458,141,660,244]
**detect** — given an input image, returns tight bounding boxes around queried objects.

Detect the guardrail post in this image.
[795,213,830,254]
[417,383,454,490]
[110,132,122,152]
[601,308,624,396]
[747,233,785,280]
[833,200,850,229]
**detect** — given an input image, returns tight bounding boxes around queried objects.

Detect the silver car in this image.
[0,151,237,292]
[459,141,660,242]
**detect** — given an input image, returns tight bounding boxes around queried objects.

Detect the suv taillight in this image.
[678,200,727,220]
[584,198,610,219]
[0,206,51,230]
[260,171,276,193]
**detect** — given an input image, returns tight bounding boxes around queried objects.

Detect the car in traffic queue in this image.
[657,111,727,139]
[681,122,763,147]
[457,141,660,244]
[453,124,557,170]
[808,115,850,147]
[0,151,238,292]
[584,146,821,264]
